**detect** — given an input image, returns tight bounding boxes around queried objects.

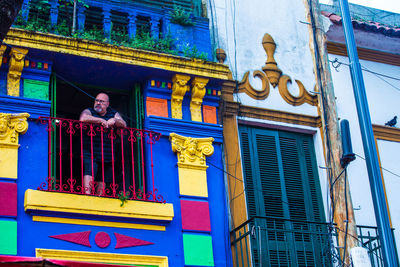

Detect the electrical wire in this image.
[355,153,400,179]
[342,167,349,265]
[329,58,400,92]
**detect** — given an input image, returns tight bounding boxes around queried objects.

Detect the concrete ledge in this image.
[24,189,174,221]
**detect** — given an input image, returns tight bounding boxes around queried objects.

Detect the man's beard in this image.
[94,105,102,113]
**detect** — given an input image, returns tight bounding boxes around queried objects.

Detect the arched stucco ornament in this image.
[238,33,318,106]
[278,76,318,106]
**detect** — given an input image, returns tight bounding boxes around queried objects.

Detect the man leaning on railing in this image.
[79,93,127,195]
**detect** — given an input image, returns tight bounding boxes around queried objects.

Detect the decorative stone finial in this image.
[171,74,191,119]
[190,77,209,122]
[216,48,227,63]
[261,33,282,87]
[170,133,214,169]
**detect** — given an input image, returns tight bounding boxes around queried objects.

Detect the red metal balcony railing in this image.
[36,117,165,203]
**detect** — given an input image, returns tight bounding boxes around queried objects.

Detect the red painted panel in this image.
[181,200,211,232]
[50,231,91,247]
[0,182,17,217]
[114,233,153,249]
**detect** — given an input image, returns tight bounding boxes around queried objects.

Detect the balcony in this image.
[12,0,212,60]
[231,216,396,267]
[35,116,164,203]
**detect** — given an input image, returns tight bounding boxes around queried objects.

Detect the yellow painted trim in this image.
[327,41,400,67]
[32,216,165,231]
[5,28,230,80]
[373,124,400,142]
[224,100,321,127]
[25,189,174,221]
[36,249,168,267]
[373,138,393,228]
[372,124,398,227]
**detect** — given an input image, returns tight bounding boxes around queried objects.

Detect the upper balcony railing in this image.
[36,117,164,203]
[12,0,211,60]
[231,216,397,267]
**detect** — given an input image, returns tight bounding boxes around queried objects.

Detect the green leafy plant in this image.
[54,19,70,36]
[170,5,195,26]
[117,191,130,207]
[183,45,208,60]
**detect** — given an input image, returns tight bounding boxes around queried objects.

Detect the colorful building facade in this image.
[0,0,233,266]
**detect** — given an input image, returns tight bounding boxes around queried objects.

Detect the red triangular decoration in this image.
[114,232,153,249]
[50,231,91,247]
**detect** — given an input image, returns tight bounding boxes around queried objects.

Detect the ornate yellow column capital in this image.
[0,45,7,68]
[171,74,191,119]
[170,133,214,197]
[190,77,209,122]
[0,112,30,179]
[170,133,214,170]
[0,112,30,145]
[7,47,28,96]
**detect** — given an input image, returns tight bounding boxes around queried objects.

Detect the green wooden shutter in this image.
[238,126,327,266]
[239,129,258,218]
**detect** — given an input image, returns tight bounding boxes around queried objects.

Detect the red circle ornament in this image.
[95,232,111,248]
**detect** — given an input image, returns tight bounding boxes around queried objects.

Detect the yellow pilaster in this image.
[0,112,29,178]
[7,47,28,96]
[171,74,191,119]
[170,133,214,197]
[0,45,7,68]
[190,77,209,122]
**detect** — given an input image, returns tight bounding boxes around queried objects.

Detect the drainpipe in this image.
[338,0,398,266]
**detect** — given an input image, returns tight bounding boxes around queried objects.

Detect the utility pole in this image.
[338,0,398,266]
[304,0,358,263]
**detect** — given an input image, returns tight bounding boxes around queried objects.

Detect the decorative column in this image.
[170,133,214,197]
[171,74,190,119]
[0,113,29,179]
[49,0,59,28]
[76,4,86,32]
[190,77,208,122]
[150,16,160,39]
[161,16,169,38]
[103,7,111,39]
[0,45,6,68]
[128,13,137,39]
[170,133,215,266]
[21,0,30,21]
[7,47,28,97]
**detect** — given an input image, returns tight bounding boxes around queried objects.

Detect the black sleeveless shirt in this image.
[83,107,117,161]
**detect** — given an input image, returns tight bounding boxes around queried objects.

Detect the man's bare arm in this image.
[114,112,127,127]
[80,109,107,126]
[107,112,127,128]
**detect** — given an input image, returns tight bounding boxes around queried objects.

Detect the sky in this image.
[320,0,400,14]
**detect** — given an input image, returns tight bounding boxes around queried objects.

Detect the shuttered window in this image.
[239,126,328,266]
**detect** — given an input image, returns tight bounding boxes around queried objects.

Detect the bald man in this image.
[80,93,126,195]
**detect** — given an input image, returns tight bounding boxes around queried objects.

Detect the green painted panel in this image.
[183,234,214,266]
[0,220,17,255]
[23,79,49,100]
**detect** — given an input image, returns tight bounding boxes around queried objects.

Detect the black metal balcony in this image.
[231,216,397,267]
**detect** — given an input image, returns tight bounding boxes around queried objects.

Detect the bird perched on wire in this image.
[385,116,397,127]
